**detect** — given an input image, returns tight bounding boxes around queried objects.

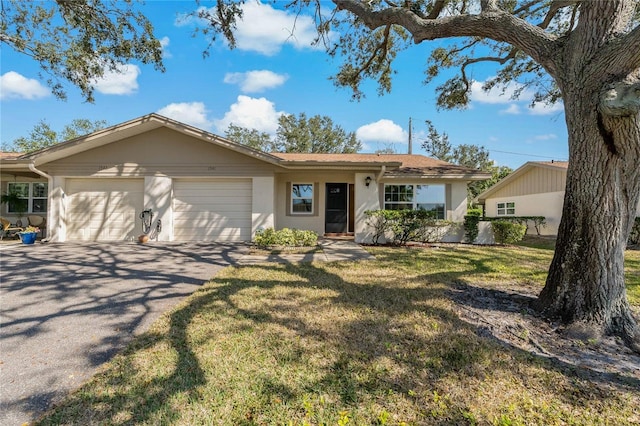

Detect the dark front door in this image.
[325,183,348,233]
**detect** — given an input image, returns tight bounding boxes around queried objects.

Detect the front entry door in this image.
[325,183,348,233]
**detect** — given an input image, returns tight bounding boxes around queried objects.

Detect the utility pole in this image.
[408,117,412,155]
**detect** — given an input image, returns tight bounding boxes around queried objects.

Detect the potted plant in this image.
[18,226,39,244]
[1,190,28,226]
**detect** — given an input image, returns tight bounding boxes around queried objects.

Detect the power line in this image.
[490,149,567,161]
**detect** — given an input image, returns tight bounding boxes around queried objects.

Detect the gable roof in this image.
[15,113,285,167]
[1,113,489,180]
[476,161,568,202]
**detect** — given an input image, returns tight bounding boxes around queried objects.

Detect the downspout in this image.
[29,162,53,239]
[376,165,386,183]
[29,162,52,180]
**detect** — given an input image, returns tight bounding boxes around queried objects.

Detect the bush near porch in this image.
[364,209,454,245]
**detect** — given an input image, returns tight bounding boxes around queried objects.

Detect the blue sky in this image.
[0,1,568,169]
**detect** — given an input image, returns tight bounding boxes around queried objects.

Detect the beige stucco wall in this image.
[484,191,565,235]
[42,127,279,178]
[354,172,382,243]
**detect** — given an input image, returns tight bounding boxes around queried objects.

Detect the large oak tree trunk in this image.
[535,84,640,349]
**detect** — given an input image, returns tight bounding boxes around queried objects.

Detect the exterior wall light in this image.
[365,176,372,187]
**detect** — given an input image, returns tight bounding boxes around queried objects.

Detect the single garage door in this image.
[173,178,251,241]
[66,179,144,241]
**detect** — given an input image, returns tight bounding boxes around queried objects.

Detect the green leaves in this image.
[1,0,164,102]
[10,118,108,153]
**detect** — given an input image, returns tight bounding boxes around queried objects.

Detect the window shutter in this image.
[445,184,452,219]
[312,182,319,217]
[286,182,292,217]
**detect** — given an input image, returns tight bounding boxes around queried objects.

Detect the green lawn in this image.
[36,244,640,425]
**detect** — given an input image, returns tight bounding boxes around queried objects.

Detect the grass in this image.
[36,244,640,425]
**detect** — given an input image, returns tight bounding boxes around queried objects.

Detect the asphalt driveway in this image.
[0,241,246,426]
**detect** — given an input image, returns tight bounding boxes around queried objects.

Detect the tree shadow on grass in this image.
[35,256,640,424]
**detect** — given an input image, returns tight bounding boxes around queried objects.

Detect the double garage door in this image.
[66,178,251,242]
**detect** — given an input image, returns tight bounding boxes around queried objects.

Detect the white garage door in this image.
[66,179,144,241]
[173,178,252,241]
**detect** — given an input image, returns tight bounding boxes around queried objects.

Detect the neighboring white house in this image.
[477,161,640,235]
[0,113,490,244]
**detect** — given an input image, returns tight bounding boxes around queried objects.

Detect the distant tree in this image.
[422,120,512,200]
[374,145,397,154]
[224,124,275,152]
[276,113,362,153]
[12,119,108,153]
[1,0,164,102]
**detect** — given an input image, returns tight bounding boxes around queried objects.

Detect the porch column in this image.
[48,176,66,242]
[144,176,173,242]
[354,172,381,244]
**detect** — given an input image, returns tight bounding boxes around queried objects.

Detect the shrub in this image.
[390,209,436,245]
[364,210,396,245]
[364,209,450,245]
[463,209,482,243]
[629,217,640,245]
[254,227,318,248]
[483,216,546,235]
[491,220,527,245]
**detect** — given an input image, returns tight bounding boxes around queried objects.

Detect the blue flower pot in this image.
[20,232,37,245]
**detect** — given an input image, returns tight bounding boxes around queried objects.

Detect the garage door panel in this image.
[173,179,251,242]
[173,202,251,213]
[66,179,143,241]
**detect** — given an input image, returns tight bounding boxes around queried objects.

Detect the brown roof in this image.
[0,152,23,160]
[272,153,488,177]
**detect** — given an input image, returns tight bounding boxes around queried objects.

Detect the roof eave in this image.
[383,173,491,180]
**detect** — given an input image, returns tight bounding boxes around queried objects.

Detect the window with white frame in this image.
[496,201,515,216]
[384,184,445,219]
[6,182,48,214]
[291,183,314,214]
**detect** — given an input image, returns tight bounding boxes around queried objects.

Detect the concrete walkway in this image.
[237,238,375,264]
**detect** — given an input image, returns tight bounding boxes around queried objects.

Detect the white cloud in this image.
[529,101,564,115]
[234,2,322,55]
[471,77,564,116]
[534,133,558,140]
[0,71,49,100]
[500,104,521,115]
[178,2,328,55]
[356,119,407,143]
[157,102,213,130]
[213,95,286,134]
[93,64,140,95]
[470,80,534,105]
[160,36,172,59]
[224,70,288,93]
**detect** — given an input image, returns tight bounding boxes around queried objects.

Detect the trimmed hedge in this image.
[491,220,527,245]
[364,209,453,245]
[629,217,640,245]
[254,227,318,248]
[463,209,482,243]
[483,216,546,235]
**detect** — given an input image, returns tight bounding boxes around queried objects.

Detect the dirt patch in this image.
[448,280,640,382]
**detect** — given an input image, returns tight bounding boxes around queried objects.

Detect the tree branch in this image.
[538,0,580,30]
[591,24,640,83]
[333,0,557,66]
